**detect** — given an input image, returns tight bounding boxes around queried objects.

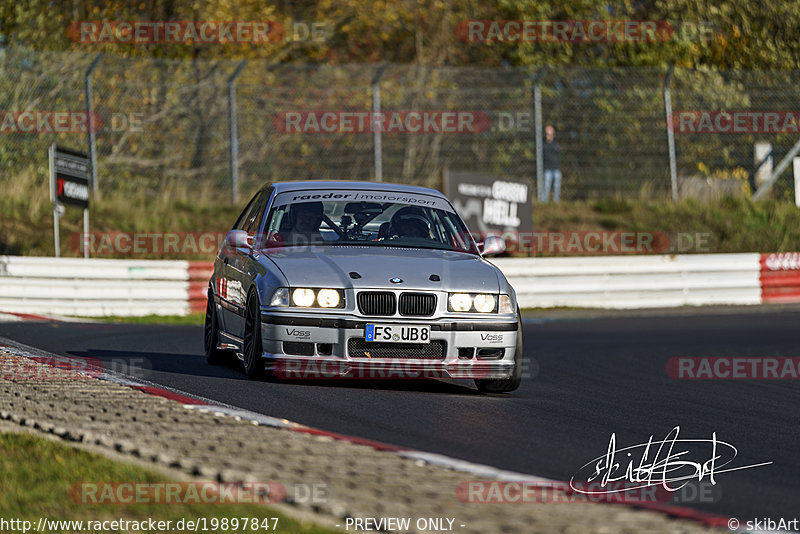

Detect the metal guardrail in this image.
[0,256,211,316]
[760,253,800,303]
[492,254,763,309]
[2,253,797,316]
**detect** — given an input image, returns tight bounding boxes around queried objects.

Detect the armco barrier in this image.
[187,262,214,313]
[0,253,792,316]
[492,254,762,309]
[760,253,800,303]
[0,256,212,316]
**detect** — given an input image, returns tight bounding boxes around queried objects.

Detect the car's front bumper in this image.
[259,312,519,380]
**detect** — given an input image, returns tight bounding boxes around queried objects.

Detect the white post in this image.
[534,77,543,201]
[372,83,383,182]
[371,64,387,182]
[53,206,60,258]
[663,67,678,202]
[85,54,102,196]
[83,209,90,258]
[754,142,773,189]
[49,143,60,258]
[372,81,382,182]
[793,157,800,208]
[228,60,246,204]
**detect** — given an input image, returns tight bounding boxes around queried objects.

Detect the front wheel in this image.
[475,318,523,393]
[242,290,265,378]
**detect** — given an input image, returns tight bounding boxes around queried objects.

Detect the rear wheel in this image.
[475,318,523,393]
[243,290,265,378]
[204,290,227,365]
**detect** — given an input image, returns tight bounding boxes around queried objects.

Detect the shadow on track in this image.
[67,348,486,396]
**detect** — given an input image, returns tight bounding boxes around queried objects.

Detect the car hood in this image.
[261,246,501,293]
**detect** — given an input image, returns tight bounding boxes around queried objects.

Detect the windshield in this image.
[258,190,478,254]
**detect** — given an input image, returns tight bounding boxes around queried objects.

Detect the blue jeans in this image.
[542,169,562,202]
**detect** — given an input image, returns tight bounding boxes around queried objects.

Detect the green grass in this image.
[0,432,338,534]
[77,313,205,325]
[3,167,800,258]
[532,195,800,255]
[0,168,240,259]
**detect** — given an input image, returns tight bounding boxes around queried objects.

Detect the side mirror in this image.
[480,235,506,256]
[225,229,253,251]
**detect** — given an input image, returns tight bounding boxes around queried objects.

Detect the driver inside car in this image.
[281,201,325,245]
[391,209,431,239]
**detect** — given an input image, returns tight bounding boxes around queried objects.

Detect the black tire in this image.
[204,290,228,365]
[475,317,523,393]
[243,290,265,378]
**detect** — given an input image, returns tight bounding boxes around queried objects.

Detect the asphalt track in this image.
[2,308,798,523]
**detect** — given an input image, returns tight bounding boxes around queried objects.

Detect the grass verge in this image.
[3,171,800,257]
[76,313,206,325]
[533,195,800,254]
[0,431,337,534]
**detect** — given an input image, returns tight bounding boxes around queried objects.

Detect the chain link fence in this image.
[1,47,798,203]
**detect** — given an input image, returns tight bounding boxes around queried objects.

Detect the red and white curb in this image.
[0,335,761,531]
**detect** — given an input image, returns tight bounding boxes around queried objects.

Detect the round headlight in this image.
[473,294,496,313]
[292,288,315,307]
[317,289,340,308]
[449,293,473,312]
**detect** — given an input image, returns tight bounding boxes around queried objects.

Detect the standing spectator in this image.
[541,125,562,202]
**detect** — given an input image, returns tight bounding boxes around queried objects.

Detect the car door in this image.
[217,191,263,338]
[225,190,270,340]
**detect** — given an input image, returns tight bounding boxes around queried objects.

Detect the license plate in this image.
[365,324,430,343]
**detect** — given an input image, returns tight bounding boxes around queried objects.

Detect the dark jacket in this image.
[542,140,561,170]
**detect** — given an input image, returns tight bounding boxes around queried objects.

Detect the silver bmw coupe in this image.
[205,181,523,393]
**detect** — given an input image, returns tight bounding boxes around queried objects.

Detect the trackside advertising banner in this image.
[442,170,533,242]
[52,146,90,209]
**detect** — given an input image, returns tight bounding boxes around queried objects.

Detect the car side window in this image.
[265,205,290,234]
[246,195,269,243]
[233,192,261,231]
